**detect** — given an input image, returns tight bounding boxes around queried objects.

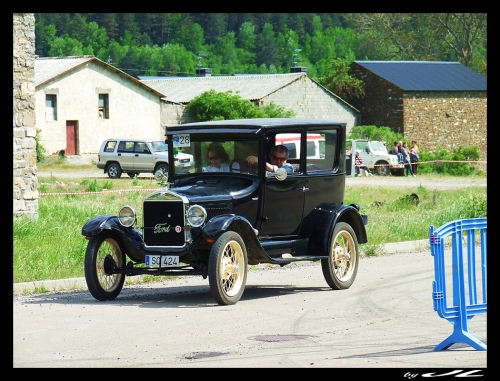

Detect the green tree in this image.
[256,23,281,69]
[69,13,88,42]
[425,13,487,75]
[48,34,86,56]
[319,58,365,101]
[187,89,294,121]
[84,22,110,60]
[237,21,257,52]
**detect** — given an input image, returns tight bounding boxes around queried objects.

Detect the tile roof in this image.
[35,56,94,87]
[354,61,486,91]
[140,73,307,103]
[35,56,164,97]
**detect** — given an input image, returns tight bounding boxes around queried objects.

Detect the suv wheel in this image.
[321,222,359,290]
[154,164,168,178]
[107,163,123,179]
[209,231,248,305]
[375,162,390,176]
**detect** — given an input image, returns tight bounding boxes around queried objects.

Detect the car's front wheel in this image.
[84,232,125,301]
[208,231,248,305]
[107,163,123,179]
[154,164,168,179]
[321,222,359,290]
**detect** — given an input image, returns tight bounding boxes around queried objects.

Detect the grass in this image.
[14,164,486,284]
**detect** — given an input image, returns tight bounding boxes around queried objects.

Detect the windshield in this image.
[171,136,259,176]
[370,141,387,152]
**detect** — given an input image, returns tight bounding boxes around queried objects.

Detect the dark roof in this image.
[354,61,486,91]
[165,118,345,135]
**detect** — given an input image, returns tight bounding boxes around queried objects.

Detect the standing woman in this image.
[410,140,419,175]
[401,142,415,177]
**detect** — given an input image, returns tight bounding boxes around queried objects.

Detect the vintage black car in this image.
[81,118,368,305]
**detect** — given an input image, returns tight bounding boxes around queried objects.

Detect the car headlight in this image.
[187,205,207,227]
[119,205,136,227]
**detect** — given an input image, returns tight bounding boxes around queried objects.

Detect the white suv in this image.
[97,138,194,179]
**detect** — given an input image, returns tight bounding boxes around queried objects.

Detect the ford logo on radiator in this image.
[154,223,171,234]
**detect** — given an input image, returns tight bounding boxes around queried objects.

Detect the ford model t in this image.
[81,118,368,305]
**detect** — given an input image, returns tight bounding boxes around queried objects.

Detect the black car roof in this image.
[165,118,346,135]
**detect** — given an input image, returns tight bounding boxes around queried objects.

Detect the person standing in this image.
[410,140,419,175]
[401,142,415,177]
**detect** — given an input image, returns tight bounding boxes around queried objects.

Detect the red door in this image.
[66,121,77,155]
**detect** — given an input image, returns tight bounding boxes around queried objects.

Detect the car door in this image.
[259,130,306,236]
[116,140,136,171]
[303,128,344,221]
[133,141,153,171]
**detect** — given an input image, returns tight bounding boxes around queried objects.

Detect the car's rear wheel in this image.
[375,162,390,176]
[107,163,122,179]
[84,233,125,301]
[209,231,248,305]
[321,222,359,290]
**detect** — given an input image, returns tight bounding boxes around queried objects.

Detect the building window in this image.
[46,94,57,121]
[99,94,109,119]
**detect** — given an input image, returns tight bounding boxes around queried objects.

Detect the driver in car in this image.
[246,145,294,173]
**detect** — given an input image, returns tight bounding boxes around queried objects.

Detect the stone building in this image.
[140,68,360,135]
[347,61,487,165]
[13,13,37,219]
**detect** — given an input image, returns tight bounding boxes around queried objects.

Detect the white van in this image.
[275,133,325,159]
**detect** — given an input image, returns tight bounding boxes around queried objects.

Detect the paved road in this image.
[13,249,487,369]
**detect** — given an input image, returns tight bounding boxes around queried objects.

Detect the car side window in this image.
[306,130,337,173]
[118,141,134,153]
[135,142,149,153]
[104,141,116,152]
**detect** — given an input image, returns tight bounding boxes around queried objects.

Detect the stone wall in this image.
[348,65,405,132]
[403,92,487,169]
[13,13,38,219]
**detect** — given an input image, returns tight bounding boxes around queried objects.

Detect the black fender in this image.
[81,215,145,261]
[302,203,368,255]
[202,214,270,264]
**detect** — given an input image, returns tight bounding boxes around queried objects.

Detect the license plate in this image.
[145,255,179,267]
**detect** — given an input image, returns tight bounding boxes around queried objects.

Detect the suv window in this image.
[135,142,149,154]
[103,141,117,152]
[118,141,135,153]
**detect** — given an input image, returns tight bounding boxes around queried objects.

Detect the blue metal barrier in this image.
[430,217,487,351]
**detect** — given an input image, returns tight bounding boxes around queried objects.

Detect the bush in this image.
[419,146,482,176]
[35,129,46,163]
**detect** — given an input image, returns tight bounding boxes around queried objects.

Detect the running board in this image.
[268,255,328,265]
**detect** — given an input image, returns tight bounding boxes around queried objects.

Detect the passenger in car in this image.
[246,144,294,173]
[203,143,231,172]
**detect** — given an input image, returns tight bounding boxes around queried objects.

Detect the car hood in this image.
[172,177,260,203]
